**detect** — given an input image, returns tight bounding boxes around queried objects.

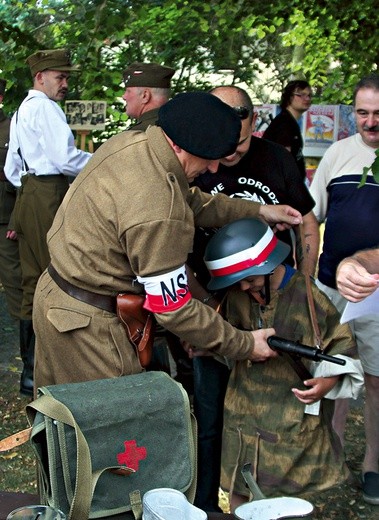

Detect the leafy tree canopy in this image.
[1,0,377,140]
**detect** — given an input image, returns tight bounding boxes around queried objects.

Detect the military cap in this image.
[26,49,80,76]
[123,62,175,88]
[0,78,6,96]
[158,92,241,160]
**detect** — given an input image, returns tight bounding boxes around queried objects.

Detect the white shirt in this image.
[310,133,376,222]
[4,89,92,187]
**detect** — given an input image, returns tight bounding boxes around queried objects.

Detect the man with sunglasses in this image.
[263,80,312,181]
[187,85,318,513]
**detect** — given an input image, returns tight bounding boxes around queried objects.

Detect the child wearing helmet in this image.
[204,218,361,511]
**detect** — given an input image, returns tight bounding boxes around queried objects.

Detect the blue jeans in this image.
[193,356,231,512]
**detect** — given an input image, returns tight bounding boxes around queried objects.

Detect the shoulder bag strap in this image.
[299,223,322,348]
[26,395,92,520]
[26,395,136,520]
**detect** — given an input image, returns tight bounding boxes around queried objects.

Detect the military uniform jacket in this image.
[47,126,263,360]
[0,110,16,224]
[220,271,355,497]
[128,108,160,131]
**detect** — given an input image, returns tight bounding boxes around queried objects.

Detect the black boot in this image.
[19,319,35,397]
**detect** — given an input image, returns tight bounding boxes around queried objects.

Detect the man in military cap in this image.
[123,62,191,384]
[32,91,302,391]
[0,78,25,391]
[4,49,92,396]
[122,61,175,130]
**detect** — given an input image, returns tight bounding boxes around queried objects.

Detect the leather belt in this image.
[48,264,117,314]
[21,173,66,182]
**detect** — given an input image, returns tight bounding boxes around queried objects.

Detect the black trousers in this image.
[193,356,231,512]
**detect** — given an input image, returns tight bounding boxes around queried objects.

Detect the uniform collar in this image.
[137,107,159,123]
[145,125,188,190]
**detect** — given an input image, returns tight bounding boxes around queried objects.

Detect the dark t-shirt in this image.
[189,136,315,285]
[263,109,306,180]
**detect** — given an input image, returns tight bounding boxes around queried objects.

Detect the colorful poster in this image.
[304,105,336,146]
[338,105,357,141]
[65,100,107,131]
[253,104,278,137]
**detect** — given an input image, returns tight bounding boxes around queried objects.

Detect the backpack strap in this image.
[0,427,32,451]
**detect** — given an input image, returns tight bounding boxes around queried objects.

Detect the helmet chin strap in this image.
[264,274,271,305]
[250,273,272,306]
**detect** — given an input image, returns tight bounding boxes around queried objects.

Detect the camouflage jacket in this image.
[221,270,355,498]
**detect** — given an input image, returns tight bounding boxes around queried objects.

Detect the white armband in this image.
[137,265,191,313]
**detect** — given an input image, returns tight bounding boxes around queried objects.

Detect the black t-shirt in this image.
[263,109,306,180]
[189,136,315,285]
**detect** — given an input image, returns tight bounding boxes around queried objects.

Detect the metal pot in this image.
[142,488,207,520]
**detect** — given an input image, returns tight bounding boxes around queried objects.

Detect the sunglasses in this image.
[233,106,250,120]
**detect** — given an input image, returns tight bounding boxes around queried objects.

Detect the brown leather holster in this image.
[116,294,156,367]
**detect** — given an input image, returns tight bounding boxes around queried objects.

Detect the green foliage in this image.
[358,149,379,188]
[0,0,377,139]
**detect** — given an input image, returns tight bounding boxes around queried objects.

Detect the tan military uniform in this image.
[0,109,22,318]
[220,272,355,498]
[33,126,263,388]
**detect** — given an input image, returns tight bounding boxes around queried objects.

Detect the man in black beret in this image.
[32,91,302,392]
[123,62,175,130]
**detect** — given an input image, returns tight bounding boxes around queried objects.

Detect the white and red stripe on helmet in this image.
[205,226,277,278]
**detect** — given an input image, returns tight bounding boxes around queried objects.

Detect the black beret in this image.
[158,92,241,160]
[0,78,6,95]
[123,62,175,88]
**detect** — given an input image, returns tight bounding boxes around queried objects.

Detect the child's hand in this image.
[291,376,339,404]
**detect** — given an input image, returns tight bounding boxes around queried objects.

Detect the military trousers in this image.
[33,270,143,393]
[13,174,69,320]
[0,223,22,319]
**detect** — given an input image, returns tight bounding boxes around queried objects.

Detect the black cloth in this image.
[263,109,306,180]
[189,136,315,285]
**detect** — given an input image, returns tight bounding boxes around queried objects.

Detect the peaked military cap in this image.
[158,92,241,160]
[0,78,6,95]
[123,62,175,88]
[26,49,80,76]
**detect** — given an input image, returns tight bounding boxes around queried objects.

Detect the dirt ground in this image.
[1,287,379,518]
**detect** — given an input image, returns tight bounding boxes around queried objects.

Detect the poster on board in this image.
[253,104,278,137]
[65,100,107,131]
[304,105,336,146]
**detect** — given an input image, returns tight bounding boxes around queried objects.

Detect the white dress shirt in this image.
[5,89,92,187]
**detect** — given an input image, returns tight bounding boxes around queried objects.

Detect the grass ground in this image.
[1,285,379,517]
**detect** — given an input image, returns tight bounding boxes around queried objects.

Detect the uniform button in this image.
[169,175,175,182]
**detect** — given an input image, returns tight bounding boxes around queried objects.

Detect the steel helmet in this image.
[204,218,291,290]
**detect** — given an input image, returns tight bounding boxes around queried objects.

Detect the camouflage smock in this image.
[220,270,355,498]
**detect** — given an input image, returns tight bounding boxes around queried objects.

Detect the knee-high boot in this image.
[19,319,35,397]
